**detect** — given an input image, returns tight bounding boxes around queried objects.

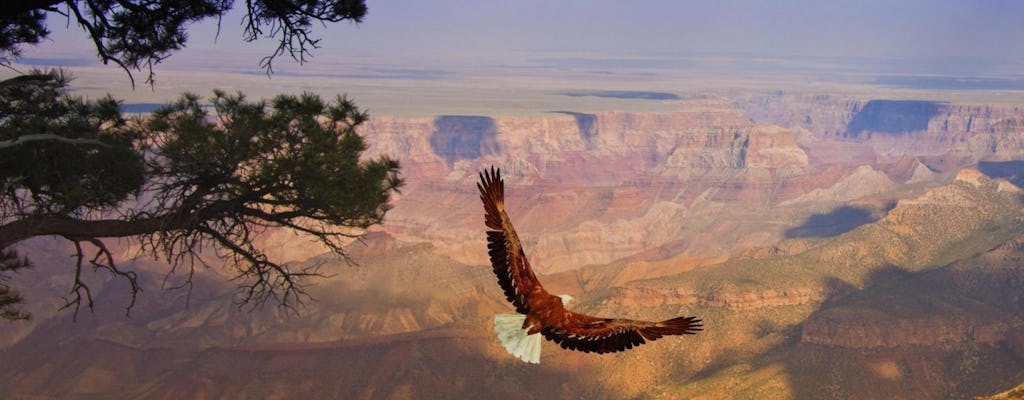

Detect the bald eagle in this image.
[478,166,702,363]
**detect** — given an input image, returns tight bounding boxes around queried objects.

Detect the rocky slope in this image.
[5,92,1024,399]
[3,169,1024,399]
[666,171,1024,399]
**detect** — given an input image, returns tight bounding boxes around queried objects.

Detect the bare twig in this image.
[61,240,95,320]
[60,237,140,319]
[85,237,140,315]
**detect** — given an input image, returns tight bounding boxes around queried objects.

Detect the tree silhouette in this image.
[0,0,367,85]
[0,0,396,320]
[0,71,401,319]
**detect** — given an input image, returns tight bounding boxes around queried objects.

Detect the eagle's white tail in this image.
[494,314,541,364]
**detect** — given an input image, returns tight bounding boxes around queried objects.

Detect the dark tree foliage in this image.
[0,7,49,62]
[0,70,145,214]
[0,71,402,319]
[0,249,31,320]
[0,0,368,85]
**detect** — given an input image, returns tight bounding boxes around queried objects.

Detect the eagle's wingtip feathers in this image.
[656,316,704,335]
[480,165,703,361]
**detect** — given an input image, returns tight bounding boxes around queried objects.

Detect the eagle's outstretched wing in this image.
[479,166,703,359]
[544,313,702,354]
[477,167,551,314]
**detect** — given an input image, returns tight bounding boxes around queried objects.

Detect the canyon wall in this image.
[739,92,1024,168]
[351,93,1024,274]
[359,99,824,272]
[5,91,1024,399]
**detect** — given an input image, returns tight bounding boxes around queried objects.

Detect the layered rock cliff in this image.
[357,98,961,273]
[5,92,1024,399]
[342,93,1024,277]
[739,91,1024,168]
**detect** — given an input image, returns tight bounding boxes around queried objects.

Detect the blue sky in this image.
[21,0,1024,77]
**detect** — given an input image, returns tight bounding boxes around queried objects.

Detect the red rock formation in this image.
[354,102,876,272]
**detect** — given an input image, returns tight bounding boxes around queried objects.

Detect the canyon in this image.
[3,88,1024,399]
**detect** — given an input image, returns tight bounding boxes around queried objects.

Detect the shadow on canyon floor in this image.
[845,100,943,138]
[785,204,893,239]
[429,115,501,165]
[978,160,1024,189]
[782,264,1024,399]
[685,260,1024,399]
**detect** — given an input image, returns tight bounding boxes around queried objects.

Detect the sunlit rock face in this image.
[7,168,1024,400]
[355,94,1024,273]
[740,93,1024,168]
[6,90,1024,400]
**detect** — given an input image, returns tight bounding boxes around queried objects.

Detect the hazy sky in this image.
[23,0,1024,76]
[338,1,1024,61]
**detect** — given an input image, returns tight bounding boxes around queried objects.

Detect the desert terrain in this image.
[3,58,1024,398]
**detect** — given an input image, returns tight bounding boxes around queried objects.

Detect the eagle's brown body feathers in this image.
[478,167,702,357]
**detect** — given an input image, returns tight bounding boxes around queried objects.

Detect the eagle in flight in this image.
[478,166,702,363]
